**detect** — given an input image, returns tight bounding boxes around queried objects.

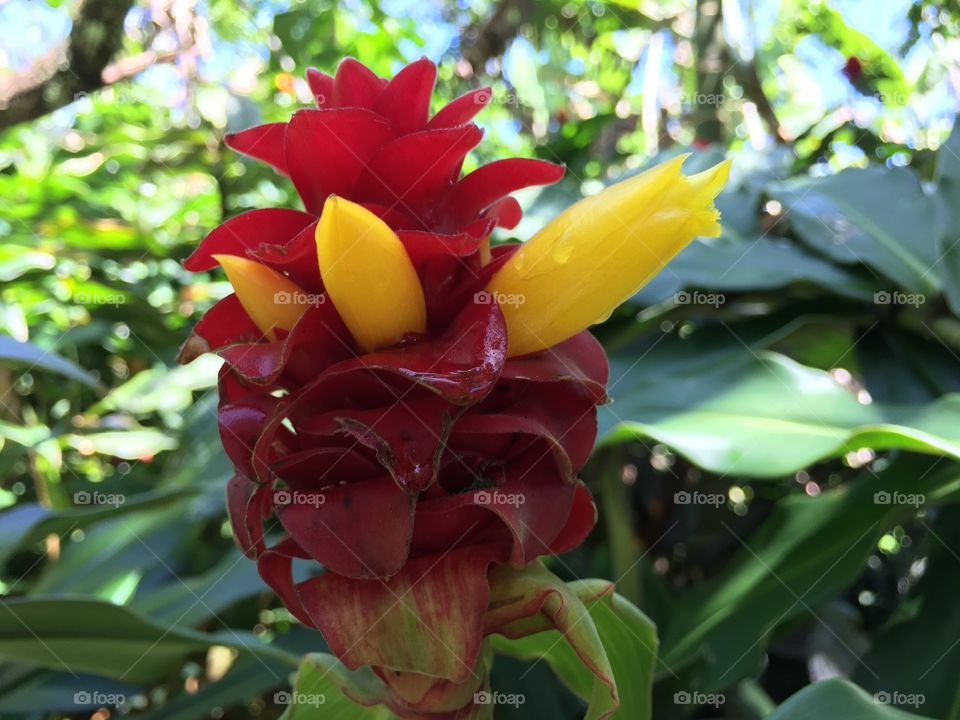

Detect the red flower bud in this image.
[843,56,863,84]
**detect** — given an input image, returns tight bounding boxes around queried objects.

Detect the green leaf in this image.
[0,598,299,684]
[0,420,51,448]
[130,550,268,629]
[90,355,221,417]
[660,456,960,689]
[492,590,658,720]
[131,656,292,720]
[279,653,396,720]
[768,166,939,294]
[0,489,190,568]
[601,329,960,477]
[0,667,139,715]
[854,505,960,719]
[0,335,100,389]
[0,245,55,281]
[635,235,878,306]
[855,326,960,403]
[31,511,180,601]
[933,124,960,316]
[64,430,177,460]
[767,679,932,720]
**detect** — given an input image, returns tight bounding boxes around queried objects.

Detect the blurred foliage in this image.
[2,0,960,718]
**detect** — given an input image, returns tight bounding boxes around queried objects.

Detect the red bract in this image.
[180,57,607,717]
[183,57,564,331]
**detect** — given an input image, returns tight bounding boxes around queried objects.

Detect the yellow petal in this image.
[487,155,731,356]
[316,196,427,352]
[214,254,310,340]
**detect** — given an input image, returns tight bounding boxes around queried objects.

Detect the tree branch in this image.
[0,0,136,131]
[733,61,789,142]
[692,0,728,144]
[460,0,534,72]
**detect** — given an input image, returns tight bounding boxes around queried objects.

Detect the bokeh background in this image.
[3,0,960,718]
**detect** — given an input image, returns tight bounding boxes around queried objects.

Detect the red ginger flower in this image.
[179,56,729,718]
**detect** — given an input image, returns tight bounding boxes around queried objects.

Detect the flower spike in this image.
[182,57,728,720]
[316,195,427,352]
[214,254,310,340]
[487,155,732,356]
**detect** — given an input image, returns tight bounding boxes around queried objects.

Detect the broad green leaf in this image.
[32,509,184,600]
[601,329,960,477]
[131,550,268,629]
[0,598,299,683]
[768,166,939,294]
[0,489,190,568]
[0,667,139,715]
[767,679,932,720]
[634,234,878,306]
[0,335,100,389]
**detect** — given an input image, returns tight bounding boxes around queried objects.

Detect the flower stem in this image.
[598,447,642,606]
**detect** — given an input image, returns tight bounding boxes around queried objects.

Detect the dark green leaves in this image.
[660,457,960,690]
[768,679,932,720]
[0,598,299,684]
[0,336,100,389]
[769,166,939,294]
[601,330,960,477]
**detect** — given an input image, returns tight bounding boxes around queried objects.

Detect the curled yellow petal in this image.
[316,196,427,352]
[214,254,311,340]
[487,155,731,356]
